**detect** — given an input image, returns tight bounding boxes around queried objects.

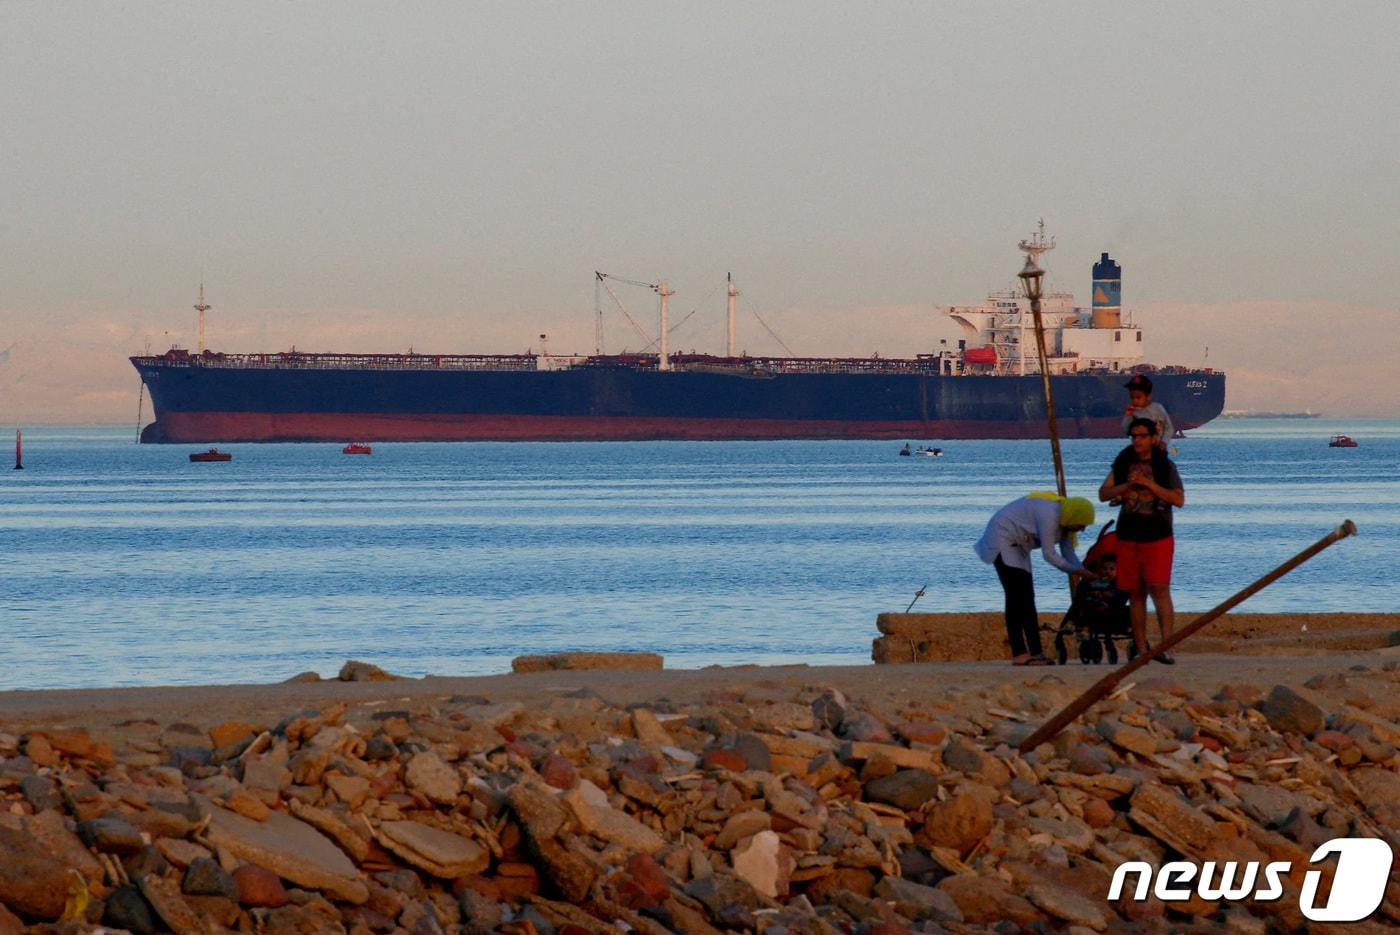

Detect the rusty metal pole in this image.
[1018,520,1359,753]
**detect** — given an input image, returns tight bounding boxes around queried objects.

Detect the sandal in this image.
[1014,654,1054,667]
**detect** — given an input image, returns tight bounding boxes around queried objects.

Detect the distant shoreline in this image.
[1218,410,1322,419]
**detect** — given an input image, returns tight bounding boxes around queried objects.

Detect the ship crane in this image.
[594,272,674,370]
[194,284,211,355]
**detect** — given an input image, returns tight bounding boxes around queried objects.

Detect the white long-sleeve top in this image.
[973,496,1085,574]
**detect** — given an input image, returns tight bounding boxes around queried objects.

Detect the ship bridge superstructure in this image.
[941,245,1145,376]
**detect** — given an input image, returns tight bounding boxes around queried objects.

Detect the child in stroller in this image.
[1052,522,1134,665]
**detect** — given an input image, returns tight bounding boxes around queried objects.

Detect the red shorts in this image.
[1116,536,1175,590]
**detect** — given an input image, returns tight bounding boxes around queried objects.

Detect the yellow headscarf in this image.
[1026,491,1095,545]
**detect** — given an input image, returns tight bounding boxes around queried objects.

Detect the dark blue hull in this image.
[132,356,1225,442]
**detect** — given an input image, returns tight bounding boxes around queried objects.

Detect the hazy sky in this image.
[3,2,1398,420]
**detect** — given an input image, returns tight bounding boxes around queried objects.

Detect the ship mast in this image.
[726,273,739,358]
[194,284,212,355]
[657,281,673,371]
[1016,221,1054,377]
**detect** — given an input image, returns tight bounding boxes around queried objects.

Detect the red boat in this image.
[1329,435,1358,448]
[342,442,373,455]
[189,448,232,462]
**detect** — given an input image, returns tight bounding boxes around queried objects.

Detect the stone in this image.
[563,786,665,853]
[750,702,817,733]
[1026,815,1095,853]
[458,886,504,932]
[715,810,772,849]
[731,830,794,899]
[406,751,462,805]
[863,768,940,810]
[508,780,573,842]
[0,816,100,920]
[23,734,58,767]
[873,875,964,923]
[185,893,240,928]
[78,814,146,855]
[287,799,372,863]
[631,708,675,747]
[241,739,291,794]
[378,820,490,878]
[324,772,371,808]
[232,863,290,907]
[511,651,663,672]
[157,837,213,870]
[1069,744,1115,775]
[701,748,748,772]
[1097,719,1159,757]
[921,792,993,855]
[225,789,271,821]
[1235,782,1318,828]
[209,720,260,749]
[840,711,893,742]
[204,805,368,903]
[1127,783,1218,858]
[1260,685,1324,736]
[103,884,156,934]
[614,852,671,910]
[539,753,578,789]
[1082,798,1116,829]
[937,874,1042,925]
[1351,767,1400,828]
[1024,883,1110,931]
[20,774,60,812]
[894,720,948,746]
[339,659,401,681]
[182,856,241,899]
[840,740,938,771]
[138,873,206,935]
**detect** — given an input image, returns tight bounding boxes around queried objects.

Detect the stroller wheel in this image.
[1084,638,1104,664]
[1105,639,1119,665]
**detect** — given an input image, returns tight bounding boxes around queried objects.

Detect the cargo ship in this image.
[131,236,1224,443]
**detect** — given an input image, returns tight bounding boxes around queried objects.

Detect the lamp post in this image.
[1018,255,1066,496]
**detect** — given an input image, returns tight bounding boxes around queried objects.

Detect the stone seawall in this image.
[873,613,1400,663]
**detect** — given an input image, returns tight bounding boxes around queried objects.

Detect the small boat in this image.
[189,448,232,462]
[917,447,943,457]
[342,442,373,455]
[1329,435,1359,448]
[899,444,912,456]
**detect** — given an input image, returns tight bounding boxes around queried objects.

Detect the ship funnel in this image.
[1091,252,1121,329]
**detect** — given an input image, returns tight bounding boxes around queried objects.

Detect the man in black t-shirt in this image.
[1099,418,1186,663]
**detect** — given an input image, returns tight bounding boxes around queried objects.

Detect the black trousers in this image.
[994,555,1043,657]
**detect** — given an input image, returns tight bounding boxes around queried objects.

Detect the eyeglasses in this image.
[1129,432,1152,438]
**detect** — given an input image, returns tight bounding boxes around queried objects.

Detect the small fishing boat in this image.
[1329,435,1358,448]
[342,442,373,455]
[917,447,943,457]
[189,448,232,462]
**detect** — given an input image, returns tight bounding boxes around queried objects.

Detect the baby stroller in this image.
[1051,521,1136,665]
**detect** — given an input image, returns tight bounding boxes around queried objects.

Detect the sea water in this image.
[1,420,1396,689]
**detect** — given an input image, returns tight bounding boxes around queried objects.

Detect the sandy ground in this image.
[3,648,1399,745]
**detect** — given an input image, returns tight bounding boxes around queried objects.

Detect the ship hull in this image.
[133,363,1225,442]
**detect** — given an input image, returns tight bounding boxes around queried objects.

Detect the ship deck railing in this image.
[132,352,541,372]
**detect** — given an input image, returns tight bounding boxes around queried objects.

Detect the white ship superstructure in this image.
[939,242,1144,376]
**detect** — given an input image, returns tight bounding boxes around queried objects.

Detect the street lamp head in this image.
[1018,255,1044,301]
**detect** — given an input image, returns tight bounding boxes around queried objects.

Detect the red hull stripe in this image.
[153,411,1195,442]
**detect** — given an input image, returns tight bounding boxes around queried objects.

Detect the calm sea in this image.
[2,420,1396,690]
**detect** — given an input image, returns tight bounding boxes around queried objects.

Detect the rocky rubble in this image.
[2,665,1400,933]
